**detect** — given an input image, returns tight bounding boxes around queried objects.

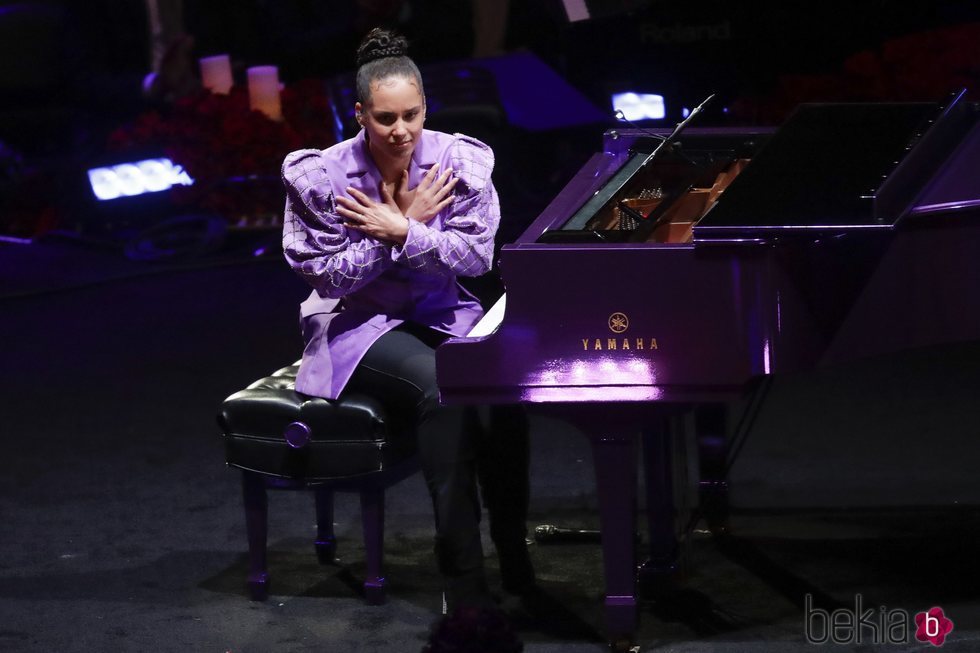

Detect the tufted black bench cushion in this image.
[221,363,417,481]
[218,362,419,604]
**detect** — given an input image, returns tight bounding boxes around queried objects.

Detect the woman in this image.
[281,28,533,610]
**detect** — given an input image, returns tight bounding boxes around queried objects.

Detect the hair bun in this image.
[356,28,409,67]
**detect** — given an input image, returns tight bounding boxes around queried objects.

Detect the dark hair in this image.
[355,28,424,105]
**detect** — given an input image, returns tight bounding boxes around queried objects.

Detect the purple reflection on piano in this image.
[522,356,663,402]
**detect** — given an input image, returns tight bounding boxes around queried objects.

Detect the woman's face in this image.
[356,75,425,164]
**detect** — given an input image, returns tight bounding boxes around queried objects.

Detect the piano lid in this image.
[536,129,764,244]
[909,104,980,217]
[696,93,976,239]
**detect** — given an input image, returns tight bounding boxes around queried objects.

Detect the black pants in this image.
[344,322,531,602]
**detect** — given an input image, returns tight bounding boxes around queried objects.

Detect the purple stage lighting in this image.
[612,92,666,121]
[87,158,193,201]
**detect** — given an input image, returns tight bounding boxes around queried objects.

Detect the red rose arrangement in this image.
[108,78,336,227]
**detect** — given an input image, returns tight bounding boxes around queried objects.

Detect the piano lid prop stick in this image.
[643,93,716,167]
[614,109,666,142]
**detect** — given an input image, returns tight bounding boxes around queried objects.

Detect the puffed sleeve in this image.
[390,135,498,277]
[281,149,394,298]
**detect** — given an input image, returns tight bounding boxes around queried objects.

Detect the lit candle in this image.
[247,65,283,121]
[199,54,233,94]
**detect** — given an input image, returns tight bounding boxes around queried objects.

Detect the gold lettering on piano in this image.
[581,337,659,352]
[576,313,657,353]
[608,312,629,334]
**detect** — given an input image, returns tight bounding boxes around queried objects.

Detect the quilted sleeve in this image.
[390,135,499,277]
[281,149,394,298]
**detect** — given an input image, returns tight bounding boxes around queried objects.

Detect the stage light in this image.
[87,158,193,201]
[611,92,666,121]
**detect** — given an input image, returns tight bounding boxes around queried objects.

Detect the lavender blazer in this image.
[281,129,499,399]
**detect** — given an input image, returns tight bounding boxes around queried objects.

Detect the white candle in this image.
[199,54,233,94]
[247,65,283,121]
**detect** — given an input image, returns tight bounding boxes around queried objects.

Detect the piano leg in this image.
[639,418,679,587]
[695,405,730,536]
[588,423,639,647]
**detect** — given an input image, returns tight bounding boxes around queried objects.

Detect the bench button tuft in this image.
[284,421,312,449]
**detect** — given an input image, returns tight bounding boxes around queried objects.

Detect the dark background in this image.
[3,0,979,243]
[4,0,980,155]
[2,2,980,651]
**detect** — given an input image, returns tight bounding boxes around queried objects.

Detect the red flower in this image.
[106,80,336,224]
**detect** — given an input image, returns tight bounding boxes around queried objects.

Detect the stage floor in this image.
[2,239,979,652]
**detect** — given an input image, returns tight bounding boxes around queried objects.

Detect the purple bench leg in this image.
[360,486,386,605]
[242,471,269,600]
[314,487,337,564]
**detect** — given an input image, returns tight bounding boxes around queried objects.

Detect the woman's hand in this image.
[403,163,459,224]
[336,184,409,245]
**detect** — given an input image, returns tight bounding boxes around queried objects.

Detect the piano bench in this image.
[218,363,419,605]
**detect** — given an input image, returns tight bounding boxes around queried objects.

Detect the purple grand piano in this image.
[436,90,980,648]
